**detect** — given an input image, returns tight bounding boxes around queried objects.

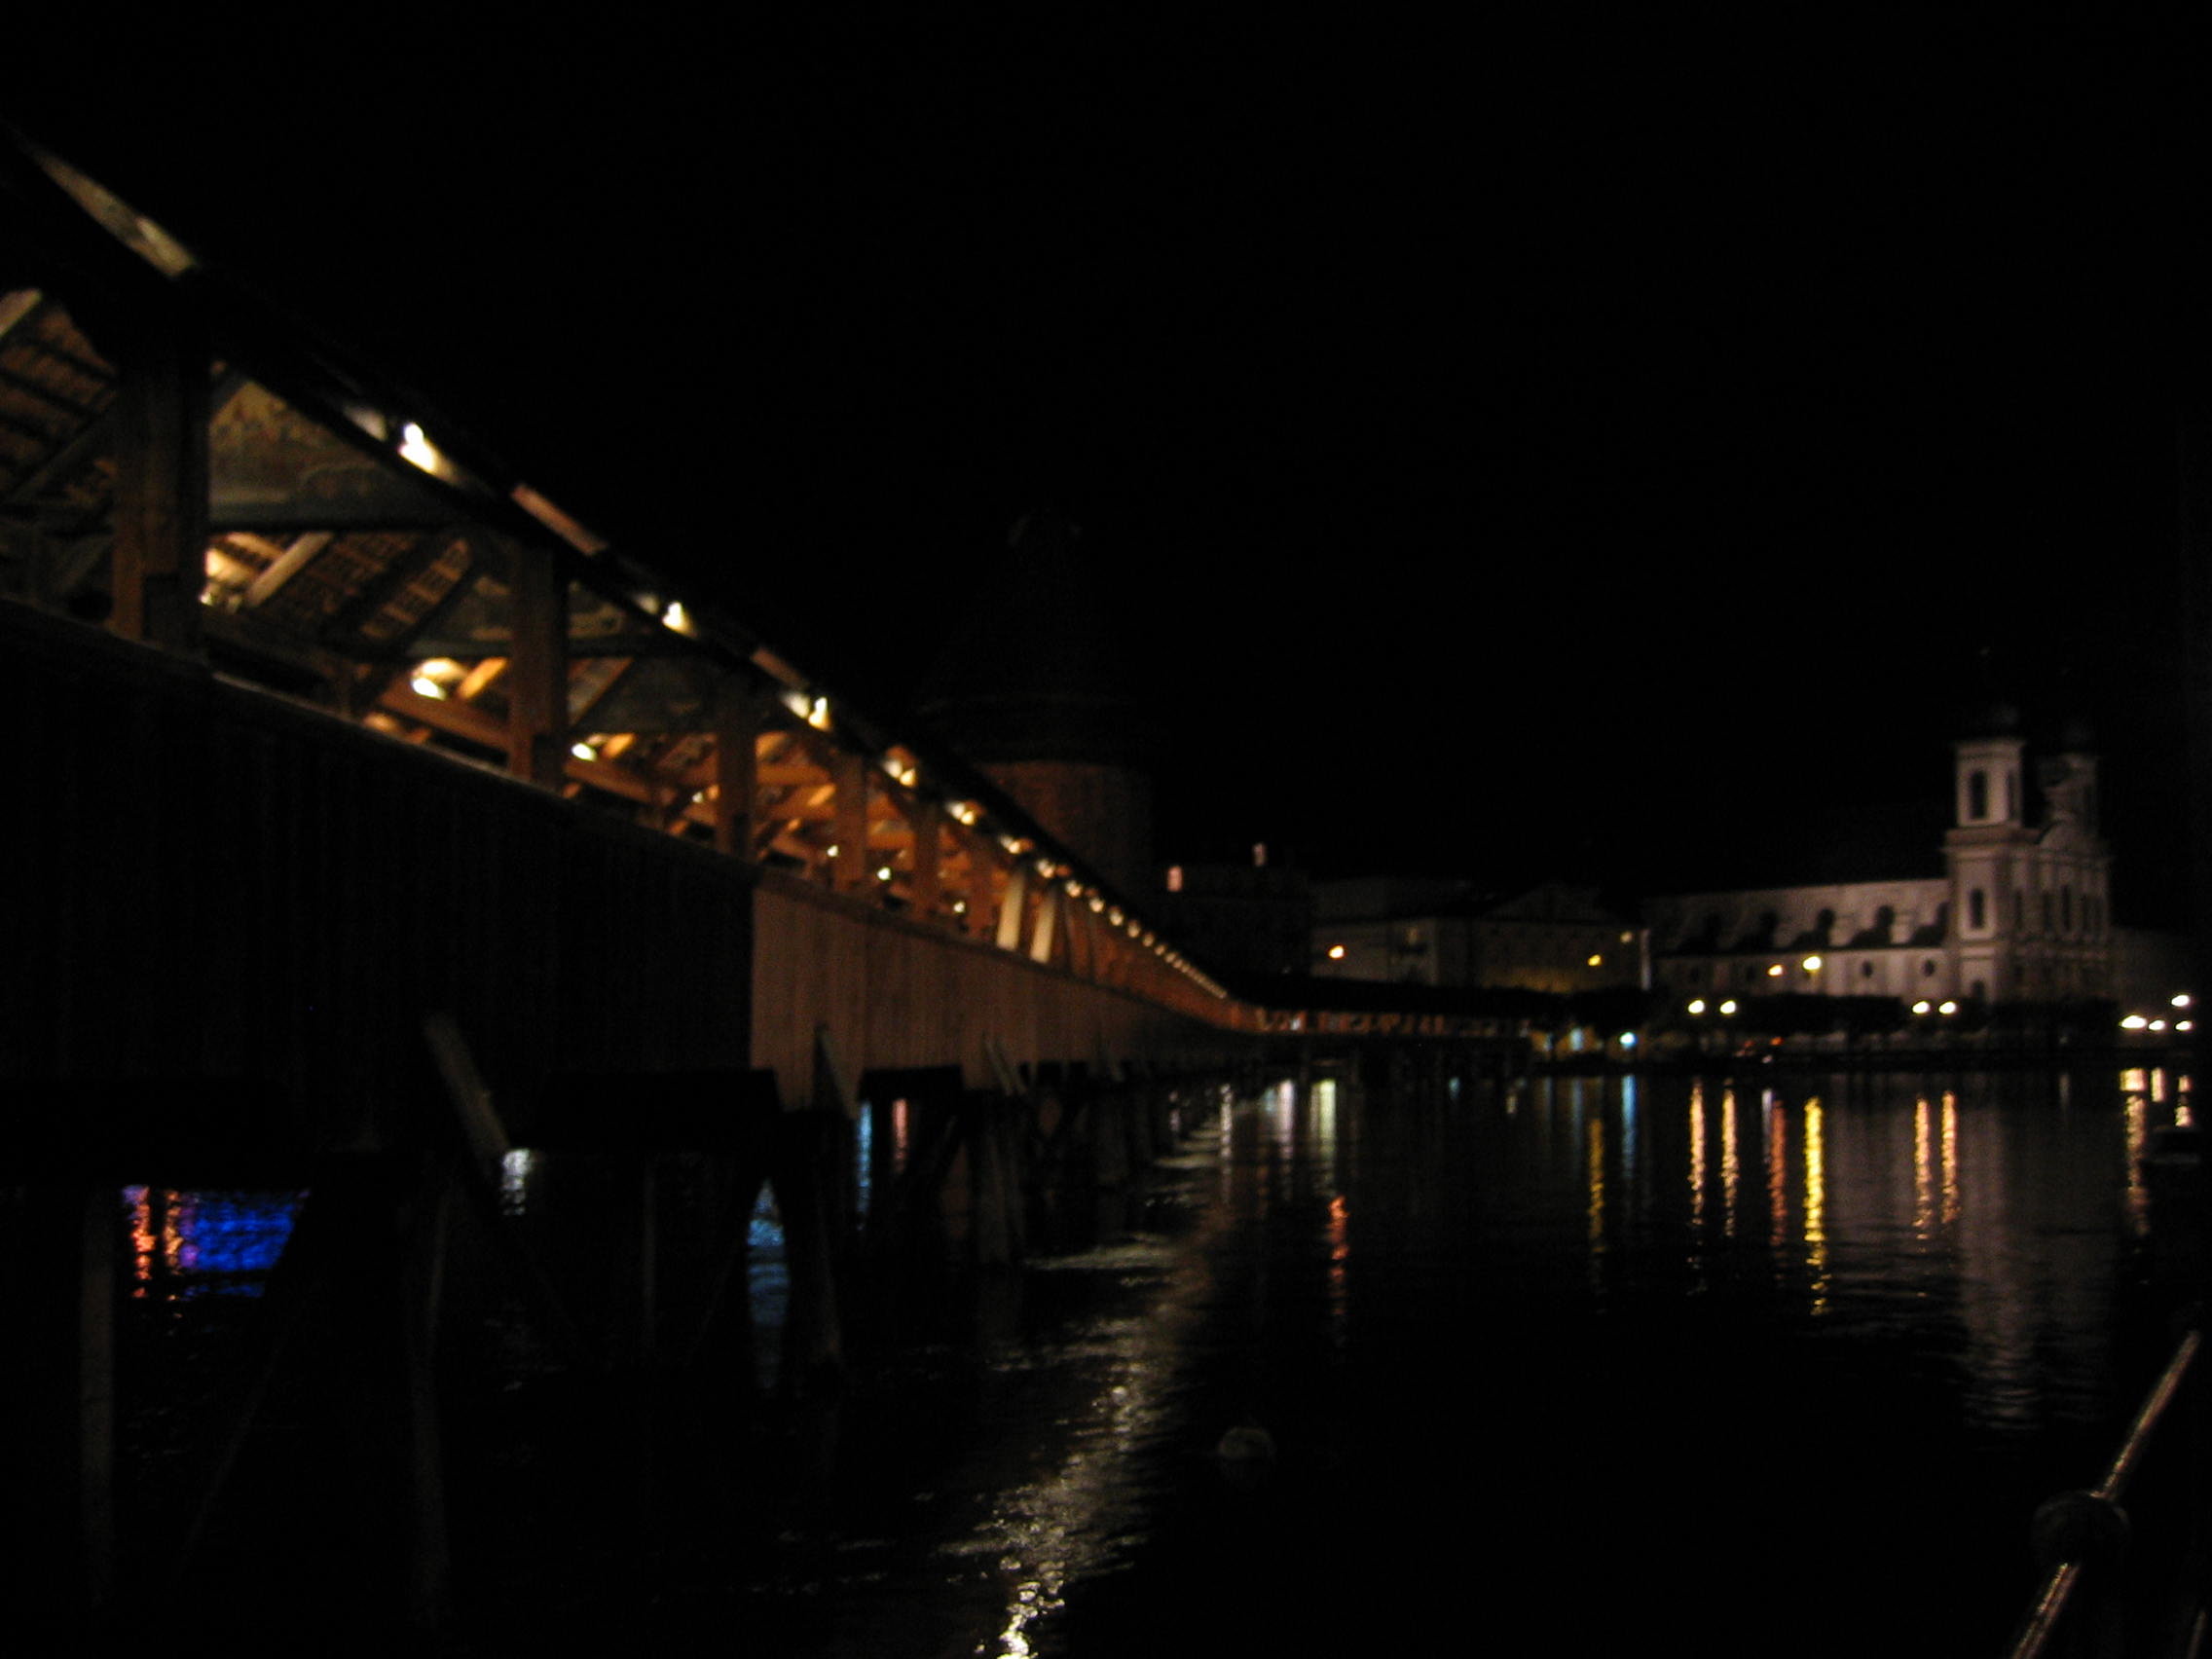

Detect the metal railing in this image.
[2007,1325,2207,1659]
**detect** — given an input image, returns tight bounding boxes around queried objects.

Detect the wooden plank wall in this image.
[752,869,1234,1100]
[3,602,752,1140]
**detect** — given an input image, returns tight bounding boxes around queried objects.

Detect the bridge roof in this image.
[0,129,1228,1007]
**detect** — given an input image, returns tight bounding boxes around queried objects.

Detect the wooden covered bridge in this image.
[0,129,1268,1130]
[0,130,1532,1636]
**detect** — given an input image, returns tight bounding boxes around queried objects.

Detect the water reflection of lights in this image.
[1941,1092,1961,1227]
[1620,1074,1639,1191]
[1586,1113,1606,1287]
[1719,1088,1740,1237]
[1688,1080,1708,1238]
[1327,1191,1350,1346]
[961,1211,1229,1655]
[1914,1096,1936,1237]
[1802,1098,1827,1313]
[120,1187,303,1298]
[1311,1078,1340,1168]
[1766,1096,1788,1252]
[2122,1083,2151,1234]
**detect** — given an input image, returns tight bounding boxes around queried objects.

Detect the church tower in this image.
[1943,710,2114,1003]
[1945,711,2033,1003]
[913,513,1156,903]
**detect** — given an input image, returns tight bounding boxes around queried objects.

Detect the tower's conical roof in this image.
[914,512,1156,768]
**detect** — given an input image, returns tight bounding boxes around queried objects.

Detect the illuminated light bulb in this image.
[2151,1018,2168,1031]
[1802,956,1823,973]
[1718,1000,1738,1015]
[571,742,596,761]
[1766,963,1784,978]
[1913,1001,1932,1014]
[877,866,892,882]
[807,696,830,730]
[2122,1014,2150,1029]
[1329,945,1346,961]
[2173,994,2193,1009]
[953,900,968,914]
[1687,999,1706,1014]
[1938,1001,1958,1015]
[2180,1020,2194,1032]
[411,675,447,699]
[826,844,839,858]
[661,601,695,636]
[399,423,440,471]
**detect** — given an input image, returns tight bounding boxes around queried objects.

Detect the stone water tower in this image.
[914,512,1156,903]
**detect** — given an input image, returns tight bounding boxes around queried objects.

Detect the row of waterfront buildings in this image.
[1157,719,2188,1021]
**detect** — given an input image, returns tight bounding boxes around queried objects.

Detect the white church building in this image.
[1644,723,2113,1006]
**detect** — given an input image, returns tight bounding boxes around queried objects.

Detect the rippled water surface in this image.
[723,1066,2193,1659]
[108,1066,2194,1654]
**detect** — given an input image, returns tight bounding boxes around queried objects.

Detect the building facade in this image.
[1644,728,2113,1005]
[1312,878,1647,994]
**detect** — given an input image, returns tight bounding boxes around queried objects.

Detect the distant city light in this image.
[1328,944,1346,960]
[1586,953,1603,968]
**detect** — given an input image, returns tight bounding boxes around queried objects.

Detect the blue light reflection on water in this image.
[120,1187,304,1298]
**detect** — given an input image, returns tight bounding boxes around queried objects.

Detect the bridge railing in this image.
[2005,1323,2208,1659]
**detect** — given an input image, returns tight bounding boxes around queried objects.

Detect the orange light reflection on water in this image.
[1803,1097,1827,1313]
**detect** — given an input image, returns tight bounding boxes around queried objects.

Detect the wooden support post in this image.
[506,541,567,788]
[830,750,868,895]
[909,802,941,921]
[108,300,208,653]
[997,862,1029,951]
[770,1113,844,1394]
[967,832,1002,940]
[1029,883,1059,965]
[712,679,759,859]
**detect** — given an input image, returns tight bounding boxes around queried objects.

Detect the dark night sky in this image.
[13,17,2202,917]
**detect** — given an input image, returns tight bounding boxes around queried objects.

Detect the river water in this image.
[115,1063,2197,1656]
[713,1064,2196,1658]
